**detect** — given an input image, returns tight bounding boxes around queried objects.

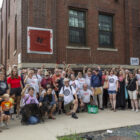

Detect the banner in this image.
[27,27,53,54]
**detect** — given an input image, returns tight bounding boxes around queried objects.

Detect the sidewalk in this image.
[0,110,140,140]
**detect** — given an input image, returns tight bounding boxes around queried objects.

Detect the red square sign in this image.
[27,27,53,54]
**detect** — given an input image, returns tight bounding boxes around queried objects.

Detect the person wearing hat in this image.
[59,78,78,119]
[41,71,52,89]
[91,66,103,110]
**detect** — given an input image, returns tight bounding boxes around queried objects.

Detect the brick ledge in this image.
[66,46,90,50]
[97,48,118,52]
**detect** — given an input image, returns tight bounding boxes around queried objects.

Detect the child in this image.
[1,94,12,129]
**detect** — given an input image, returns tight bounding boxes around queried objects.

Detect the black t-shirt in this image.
[127,77,137,91]
[0,80,8,96]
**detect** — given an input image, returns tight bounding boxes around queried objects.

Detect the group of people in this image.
[0,63,140,132]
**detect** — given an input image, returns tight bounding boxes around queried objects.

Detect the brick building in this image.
[0,0,140,70]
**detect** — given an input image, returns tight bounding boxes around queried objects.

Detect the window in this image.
[8,34,10,59]
[14,15,17,50]
[69,9,86,45]
[99,14,113,48]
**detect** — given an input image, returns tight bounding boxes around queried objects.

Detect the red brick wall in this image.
[21,0,57,64]
[56,0,127,65]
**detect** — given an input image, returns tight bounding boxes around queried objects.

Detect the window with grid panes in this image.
[69,9,86,45]
[99,14,113,48]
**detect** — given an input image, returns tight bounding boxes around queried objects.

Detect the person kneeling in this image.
[39,88,56,120]
[21,85,42,125]
[59,78,78,119]
[80,84,93,112]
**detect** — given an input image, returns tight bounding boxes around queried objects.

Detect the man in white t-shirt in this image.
[59,78,78,119]
[80,84,93,111]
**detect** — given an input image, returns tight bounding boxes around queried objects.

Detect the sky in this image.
[0,0,3,8]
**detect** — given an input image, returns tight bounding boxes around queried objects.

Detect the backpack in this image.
[62,85,72,93]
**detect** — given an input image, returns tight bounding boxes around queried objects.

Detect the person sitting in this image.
[80,84,93,112]
[39,88,56,119]
[59,78,78,119]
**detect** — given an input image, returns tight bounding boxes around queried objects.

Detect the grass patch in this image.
[58,134,83,140]
[136,131,140,137]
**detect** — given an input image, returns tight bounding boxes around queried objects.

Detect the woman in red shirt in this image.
[7,68,23,116]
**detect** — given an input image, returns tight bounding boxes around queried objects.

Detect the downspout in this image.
[5,0,7,72]
[53,0,57,65]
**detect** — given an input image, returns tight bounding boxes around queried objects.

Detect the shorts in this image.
[10,88,22,97]
[128,90,137,100]
[108,90,117,94]
[64,102,73,113]
[4,111,10,115]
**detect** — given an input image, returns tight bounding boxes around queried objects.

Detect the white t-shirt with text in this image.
[80,89,92,103]
[108,75,118,91]
[59,86,76,105]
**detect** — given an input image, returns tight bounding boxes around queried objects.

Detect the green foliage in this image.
[58,134,83,140]
[136,131,140,137]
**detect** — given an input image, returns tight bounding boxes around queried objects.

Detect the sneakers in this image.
[131,109,135,112]
[3,121,9,129]
[0,122,4,128]
[136,109,139,113]
[58,110,62,115]
[71,113,78,119]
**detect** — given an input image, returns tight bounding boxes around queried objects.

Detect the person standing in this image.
[41,71,53,89]
[136,69,140,107]
[117,69,126,110]
[83,66,92,90]
[91,66,103,110]
[0,72,9,97]
[126,72,139,112]
[102,70,109,108]
[24,70,40,97]
[7,68,23,116]
[107,70,118,112]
